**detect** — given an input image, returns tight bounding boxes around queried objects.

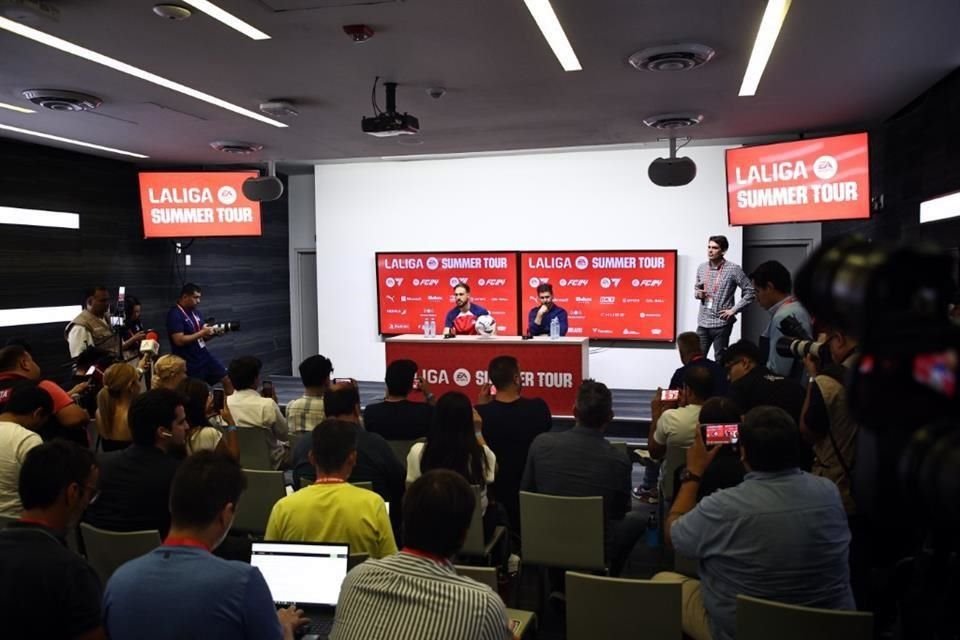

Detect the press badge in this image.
[706,299,714,310]
[197,338,206,349]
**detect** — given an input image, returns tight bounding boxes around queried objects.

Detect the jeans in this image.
[607,511,648,576]
[697,324,733,361]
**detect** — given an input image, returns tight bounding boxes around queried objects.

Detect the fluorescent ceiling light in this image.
[182,0,270,41]
[522,0,582,72]
[0,16,286,128]
[0,305,78,328]
[0,102,35,114]
[0,206,79,229]
[920,190,960,224]
[739,0,792,97]
[0,123,148,158]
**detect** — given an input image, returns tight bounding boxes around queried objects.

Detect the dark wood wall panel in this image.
[0,139,292,385]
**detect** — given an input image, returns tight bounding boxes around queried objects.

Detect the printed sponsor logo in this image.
[601,277,622,289]
[567,327,584,334]
[420,279,440,286]
[575,296,593,303]
[453,368,472,387]
[575,256,589,270]
[623,329,640,335]
[529,277,540,287]
[485,279,506,286]
[566,279,588,286]
[385,277,396,288]
[217,186,237,205]
[595,328,614,335]
[413,279,421,286]
[478,278,485,286]
[600,296,616,304]
[428,295,443,301]
[621,298,640,304]
[635,279,663,287]
[812,155,838,180]
[426,257,439,270]
[651,328,663,335]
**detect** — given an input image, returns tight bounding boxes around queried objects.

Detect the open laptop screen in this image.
[250,541,349,607]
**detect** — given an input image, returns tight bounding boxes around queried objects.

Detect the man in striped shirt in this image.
[331,469,513,640]
[286,354,333,432]
[695,235,755,360]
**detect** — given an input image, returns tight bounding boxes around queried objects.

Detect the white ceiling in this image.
[1,0,958,166]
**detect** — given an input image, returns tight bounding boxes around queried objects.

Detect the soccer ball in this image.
[474,314,497,336]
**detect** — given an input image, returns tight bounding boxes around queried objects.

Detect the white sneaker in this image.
[507,553,521,575]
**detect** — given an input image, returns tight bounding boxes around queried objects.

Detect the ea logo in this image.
[217,186,237,205]
[385,277,396,288]
[449,277,461,287]
[426,257,439,270]
[813,155,838,180]
[575,256,589,270]
[632,279,640,287]
[529,277,540,288]
[600,277,611,289]
[559,279,568,287]
[413,279,421,286]
[640,312,646,318]
[478,279,486,286]
[453,368,471,387]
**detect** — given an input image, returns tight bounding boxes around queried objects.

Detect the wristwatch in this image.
[679,469,703,484]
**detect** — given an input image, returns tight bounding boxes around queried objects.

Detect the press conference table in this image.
[384,335,589,417]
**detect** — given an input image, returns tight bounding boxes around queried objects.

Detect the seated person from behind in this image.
[84,389,186,537]
[363,359,435,440]
[330,469,512,640]
[94,362,141,452]
[693,397,746,500]
[177,378,240,459]
[0,441,104,640]
[266,418,397,559]
[648,365,713,460]
[286,354,333,433]
[722,339,805,423]
[526,282,568,336]
[103,452,307,640]
[654,406,854,640]
[668,331,727,396]
[0,382,51,516]
[226,356,290,469]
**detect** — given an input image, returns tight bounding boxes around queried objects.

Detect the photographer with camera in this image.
[749,260,812,379]
[167,283,234,394]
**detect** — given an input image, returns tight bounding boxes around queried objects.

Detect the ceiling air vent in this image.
[210,141,264,154]
[21,89,102,112]
[642,113,704,130]
[628,44,715,72]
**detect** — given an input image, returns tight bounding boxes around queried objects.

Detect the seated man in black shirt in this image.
[363,359,434,440]
[476,355,552,534]
[0,440,104,640]
[668,331,728,396]
[722,340,805,423]
[84,388,186,537]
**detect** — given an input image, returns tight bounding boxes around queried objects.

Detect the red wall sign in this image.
[139,171,262,238]
[376,252,519,335]
[519,250,677,341]
[726,132,870,226]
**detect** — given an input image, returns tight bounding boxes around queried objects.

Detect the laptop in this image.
[250,541,350,639]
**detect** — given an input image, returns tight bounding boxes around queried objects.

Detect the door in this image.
[297,250,318,360]
[741,243,810,345]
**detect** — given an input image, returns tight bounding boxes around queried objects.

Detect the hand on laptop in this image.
[278,605,308,640]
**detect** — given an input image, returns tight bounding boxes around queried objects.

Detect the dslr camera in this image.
[206,318,240,335]
[775,315,832,365]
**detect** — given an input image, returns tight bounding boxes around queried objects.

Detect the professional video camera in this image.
[774,315,832,366]
[794,235,959,638]
[206,318,240,335]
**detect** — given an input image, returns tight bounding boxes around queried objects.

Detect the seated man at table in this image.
[526,283,568,337]
[443,282,489,336]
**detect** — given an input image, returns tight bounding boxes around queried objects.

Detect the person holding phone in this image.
[693,397,746,500]
[225,356,289,469]
[364,359,434,441]
[177,378,239,460]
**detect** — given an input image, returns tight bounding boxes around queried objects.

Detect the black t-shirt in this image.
[0,522,102,638]
[668,356,729,396]
[697,448,746,499]
[728,366,805,423]
[363,400,433,441]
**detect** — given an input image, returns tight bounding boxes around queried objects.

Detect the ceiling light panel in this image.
[0,102,35,114]
[0,123,149,158]
[522,0,582,72]
[0,206,79,229]
[181,0,271,40]
[0,16,286,127]
[739,0,792,97]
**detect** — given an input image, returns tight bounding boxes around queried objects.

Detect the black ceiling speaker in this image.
[242,161,284,202]
[648,137,697,187]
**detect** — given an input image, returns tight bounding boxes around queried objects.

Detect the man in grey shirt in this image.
[521,379,644,576]
[654,406,854,640]
[695,235,755,359]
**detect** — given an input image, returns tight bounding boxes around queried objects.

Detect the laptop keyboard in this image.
[299,618,334,639]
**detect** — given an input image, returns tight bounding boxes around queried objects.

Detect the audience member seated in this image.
[292,384,404,505]
[177,378,240,459]
[654,406,854,640]
[266,419,397,559]
[475,355,551,534]
[0,344,90,440]
[152,354,187,391]
[694,397,746,500]
[95,362,140,452]
[521,379,644,577]
[286,354,333,432]
[363,359,434,440]
[226,356,290,469]
[722,340,805,422]
[103,452,307,640]
[0,383,52,515]
[84,389,186,537]
[669,331,728,395]
[407,392,498,534]
[0,440,103,639]
[330,469,512,640]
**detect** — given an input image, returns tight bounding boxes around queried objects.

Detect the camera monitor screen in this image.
[704,423,740,446]
[139,171,262,238]
[376,252,519,336]
[726,132,870,226]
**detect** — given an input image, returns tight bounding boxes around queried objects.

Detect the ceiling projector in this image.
[362,81,419,137]
[648,138,697,187]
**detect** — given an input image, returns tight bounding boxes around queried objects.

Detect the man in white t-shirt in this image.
[226,356,289,469]
[0,383,53,515]
[648,367,714,493]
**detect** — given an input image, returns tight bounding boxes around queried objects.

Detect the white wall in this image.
[312,145,742,389]
[288,174,317,368]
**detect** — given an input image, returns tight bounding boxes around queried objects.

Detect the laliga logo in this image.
[813,155,838,180]
[426,257,439,270]
[575,256,589,270]
[453,368,471,387]
[217,186,238,205]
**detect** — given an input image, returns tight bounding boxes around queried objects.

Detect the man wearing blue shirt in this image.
[749,261,813,379]
[166,283,233,392]
[654,405,854,640]
[526,283,568,336]
[443,283,489,336]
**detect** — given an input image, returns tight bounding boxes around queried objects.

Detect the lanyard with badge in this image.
[705,260,726,310]
[177,305,206,349]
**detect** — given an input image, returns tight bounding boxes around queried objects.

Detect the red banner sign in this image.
[139,171,262,238]
[384,336,588,416]
[376,252,519,335]
[519,250,677,341]
[726,132,870,226]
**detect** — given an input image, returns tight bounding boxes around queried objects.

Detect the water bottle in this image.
[645,510,661,548]
[422,319,430,336]
[427,317,435,337]
[549,316,560,340]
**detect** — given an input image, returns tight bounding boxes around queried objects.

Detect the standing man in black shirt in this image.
[476,355,552,535]
[364,359,435,441]
[0,440,104,640]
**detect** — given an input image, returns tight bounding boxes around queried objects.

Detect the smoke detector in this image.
[628,44,716,72]
[259,100,299,117]
[152,4,192,20]
[210,141,263,154]
[642,113,704,130]
[21,89,102,112]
